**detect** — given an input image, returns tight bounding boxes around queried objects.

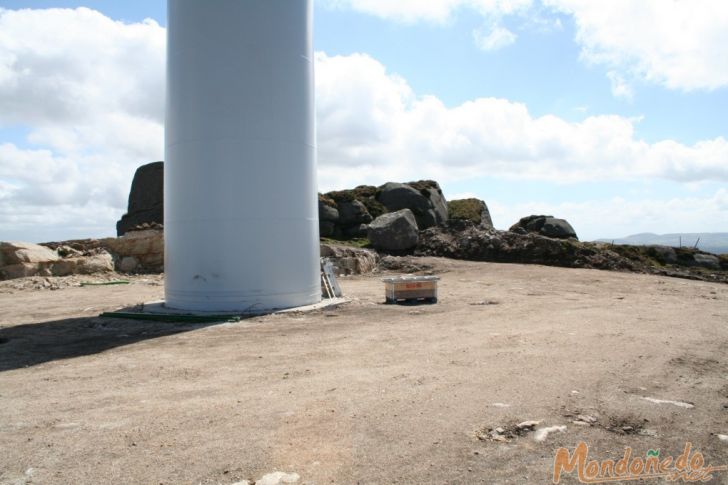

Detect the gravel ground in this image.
[1,258,727,484]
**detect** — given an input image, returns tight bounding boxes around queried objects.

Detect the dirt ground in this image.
[1,258,727,484]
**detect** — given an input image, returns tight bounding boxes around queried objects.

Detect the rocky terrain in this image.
[116,161,163,236]
[2,163,725,284]
[416,223,728,284]
[1,257,727,484]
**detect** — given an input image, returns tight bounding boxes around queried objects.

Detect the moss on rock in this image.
[325,186,386,219]
[448,198,485,224]
[319,193,337,208]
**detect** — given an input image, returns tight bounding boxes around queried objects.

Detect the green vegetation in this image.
[320,237,372,249]
[318,193,337,208]
[448,198,484,224]
[407,180,439,197]
[325,185,387,219]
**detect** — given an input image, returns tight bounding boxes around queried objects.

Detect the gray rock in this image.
[510,215,550,233]
[541,217,577,239]
[376,182,437,228]
[377,182,448,229]
[480,204,494,229]
[343,223,369,239]
[116,161,164,236]
[693,253,720,270]
[319,221,336,238]
[425,187,449,225]
[318,198,338,237]
[510,215,578,240]
[338,200,372,225]
[318,200,339,222]
[367,209,419,251]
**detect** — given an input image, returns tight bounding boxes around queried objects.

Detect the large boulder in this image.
[423,186,448,225]
[318,195,340,238]
[320,244,379,275]
[102,229,164,272]
[367,209,419,251]
[0,242,59,266]
[116,161,164,236]
[448,198,493,228]
[377,182,440,229]
[0,242,60,279]
[50,252,114,276]
[337,200,372,225]
[321,181,447,240]
[510,215,577,240]
[0,241,115,280]
[692,253,720,270]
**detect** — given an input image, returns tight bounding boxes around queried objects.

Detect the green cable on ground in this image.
[80,280,130,286]
[99,311,241,323]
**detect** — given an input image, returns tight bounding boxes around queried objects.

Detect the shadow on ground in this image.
[0,316,234,372]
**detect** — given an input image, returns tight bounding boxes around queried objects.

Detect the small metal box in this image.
[382,275,440,304]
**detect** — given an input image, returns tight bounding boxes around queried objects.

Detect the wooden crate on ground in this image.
[382,275,440,304]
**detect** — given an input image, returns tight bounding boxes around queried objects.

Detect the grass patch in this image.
[320,237,372,249]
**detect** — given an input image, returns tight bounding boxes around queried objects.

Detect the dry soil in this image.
[1,259,727,484]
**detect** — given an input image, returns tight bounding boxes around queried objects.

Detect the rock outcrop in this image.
[0,242,60,279]
[40,229,164,276]
[320,180,449,240]
[318,196,340,238]
[3,228,382,281]
[367,209,419,251]
[320,243,379,275]
[416,225,632,270]
[447,198,493,228]
[0,241,114,279]
[376,181,447,229]
[116,161,164,236]
[692,253,720,270]
[646,245,678,265]
[102,229,165,273]
[509,215,578,240]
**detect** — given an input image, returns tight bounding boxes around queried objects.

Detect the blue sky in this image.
[0,0,726,242]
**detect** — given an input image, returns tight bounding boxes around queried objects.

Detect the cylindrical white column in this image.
[165,0,320,312]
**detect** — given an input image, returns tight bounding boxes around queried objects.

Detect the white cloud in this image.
[315,52,728,190]
[322,0,531,51]
[0,7,726,242]
[606,70,633,100]
[545,0,728,92]
[328,0,728,94]
[487,188,728,240]
[322,0,533,24]
[0,7,164,240]
[473,25,517,51]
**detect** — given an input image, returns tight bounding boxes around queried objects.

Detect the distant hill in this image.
[594,233,728,255]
